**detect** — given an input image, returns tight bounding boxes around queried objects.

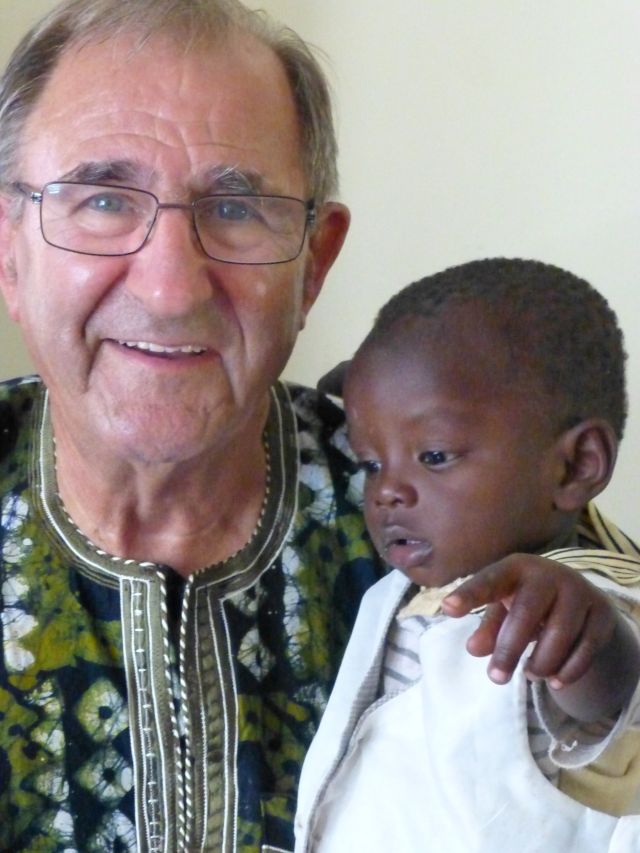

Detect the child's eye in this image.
[356,459,381,476]
[419,450,455,467]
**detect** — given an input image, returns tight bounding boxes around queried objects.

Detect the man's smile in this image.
[115,339,210,358]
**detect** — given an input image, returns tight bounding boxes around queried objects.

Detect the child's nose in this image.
[373,476,418,508]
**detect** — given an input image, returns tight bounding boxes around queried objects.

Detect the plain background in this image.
[1,0,639,537]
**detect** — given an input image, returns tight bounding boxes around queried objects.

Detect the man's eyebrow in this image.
[56,161,275,195]
[200,165,271,195]
[57,160,152,185]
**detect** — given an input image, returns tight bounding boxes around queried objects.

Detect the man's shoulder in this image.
[281,380,359,489]
[282,380,351,450]
[285,380,346,427]
[0,374,42,403]
[0,374,43,467]
[280,380,370,534]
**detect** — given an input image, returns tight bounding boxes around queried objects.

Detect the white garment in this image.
[295,570,640,853]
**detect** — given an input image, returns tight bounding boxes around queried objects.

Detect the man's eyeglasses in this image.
[13,182,316,265]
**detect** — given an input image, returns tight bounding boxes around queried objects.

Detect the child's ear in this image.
[552,419,618,512]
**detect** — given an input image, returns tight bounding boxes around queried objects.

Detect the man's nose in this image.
[124,208,213,316]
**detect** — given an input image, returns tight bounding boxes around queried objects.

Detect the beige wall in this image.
[1,0,639,536]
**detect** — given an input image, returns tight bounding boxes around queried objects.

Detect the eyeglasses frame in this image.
[12,181,317,266]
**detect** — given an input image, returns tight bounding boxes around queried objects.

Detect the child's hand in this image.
[441,554,617,688]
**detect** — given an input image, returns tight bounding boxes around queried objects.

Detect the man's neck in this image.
[52,409,270,577]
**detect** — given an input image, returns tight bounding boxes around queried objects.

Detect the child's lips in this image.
[382,528,433,571]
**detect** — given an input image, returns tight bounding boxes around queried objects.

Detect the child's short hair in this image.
[366,258,627,439]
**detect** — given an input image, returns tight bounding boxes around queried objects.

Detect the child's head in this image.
[343,258,626,587]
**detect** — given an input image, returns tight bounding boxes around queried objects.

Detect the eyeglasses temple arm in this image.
[306,199,316,227]
[11,182,43,205]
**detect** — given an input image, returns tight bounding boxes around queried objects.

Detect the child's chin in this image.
[403,566,463,589]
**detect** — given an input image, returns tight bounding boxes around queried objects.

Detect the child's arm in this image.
[441,554,640,723]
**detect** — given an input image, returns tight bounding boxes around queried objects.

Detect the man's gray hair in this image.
[0,0,339,203]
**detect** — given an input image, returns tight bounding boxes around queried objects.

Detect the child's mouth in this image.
[383,536,433,572]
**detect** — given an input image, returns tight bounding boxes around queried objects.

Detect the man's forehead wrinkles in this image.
[19,39,306,199]
[31,99,252,148]
[25,123,268,185]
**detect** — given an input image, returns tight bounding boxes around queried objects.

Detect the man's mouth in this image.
[116,340,209,358]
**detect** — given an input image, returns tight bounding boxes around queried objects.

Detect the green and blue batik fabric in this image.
[0,377,383,853]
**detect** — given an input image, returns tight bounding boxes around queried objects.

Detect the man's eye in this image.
[84,193,129,213]
[357,459,381,476]
[419,450,453,467]
[204,198,257,222]
[219,199,250,220]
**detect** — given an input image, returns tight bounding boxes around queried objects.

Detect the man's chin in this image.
[91,404,219,467]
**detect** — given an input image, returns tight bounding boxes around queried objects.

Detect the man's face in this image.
[0,32,347,464]
[344,317,567,588]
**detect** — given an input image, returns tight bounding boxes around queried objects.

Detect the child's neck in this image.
[537,523,579,554]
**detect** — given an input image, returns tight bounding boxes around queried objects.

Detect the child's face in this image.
[344,318,570,588]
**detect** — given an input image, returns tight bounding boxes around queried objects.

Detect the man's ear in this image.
[299,201,350,328]
[0,194,20,322]
[552,419,618,512]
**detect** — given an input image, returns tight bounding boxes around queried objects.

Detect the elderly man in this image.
[0,1,383,850]
[1,2,640,853]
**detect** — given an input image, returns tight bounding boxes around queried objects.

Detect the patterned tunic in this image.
[0,376,384,853]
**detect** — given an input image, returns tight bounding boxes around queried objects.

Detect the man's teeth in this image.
[118,341,207,354]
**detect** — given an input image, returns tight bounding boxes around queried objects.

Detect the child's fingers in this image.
[465,602,508,657]
[536,599,616,686]
[442,555,619,687]
[441,556,526,615]
[484,580,557,683]
[522,589,591,680]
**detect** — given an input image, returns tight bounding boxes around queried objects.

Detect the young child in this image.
[295,258,640,853]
